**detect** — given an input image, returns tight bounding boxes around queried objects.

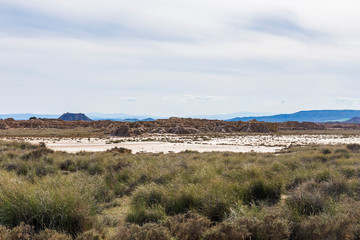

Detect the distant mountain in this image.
[123,118,140,122]
[189,112,271,120]
[0,112,156,121]
[59,113,92,121]
[86,113,158,121]
[344,117,360,124]
[142,118,155,121]
[227,110,360,123]
[0,113,59,120]
[122,118,155,122]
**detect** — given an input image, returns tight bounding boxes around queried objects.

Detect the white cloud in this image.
[1,0,360,115]
[334,97,360,107]
[117,97,141,102]
[162,95,226,102]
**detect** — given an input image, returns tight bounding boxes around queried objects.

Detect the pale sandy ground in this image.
[3,134,360,154]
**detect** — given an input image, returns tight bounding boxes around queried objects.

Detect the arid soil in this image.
[5,134,360,154]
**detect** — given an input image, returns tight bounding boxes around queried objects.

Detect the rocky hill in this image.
[1,118,360,136]
[59,113,92,121]
[107,118,278,136]
[0,118,277,135]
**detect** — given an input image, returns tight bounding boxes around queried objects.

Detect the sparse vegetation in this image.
[2,140,360,239]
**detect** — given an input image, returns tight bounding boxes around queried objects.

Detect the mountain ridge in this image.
[227,110,360,123]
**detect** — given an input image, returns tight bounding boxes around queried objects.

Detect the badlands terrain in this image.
[1,118,360,154]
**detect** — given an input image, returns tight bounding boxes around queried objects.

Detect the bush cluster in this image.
[1,141,360,239]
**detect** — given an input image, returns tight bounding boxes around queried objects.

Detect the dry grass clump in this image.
[110,223,171,240]
[0,171,105,236]
[0,223,71,240]
[164,212,211,240]
[291,210,360,240]
[75,229,104,240]
[202,221,250,240]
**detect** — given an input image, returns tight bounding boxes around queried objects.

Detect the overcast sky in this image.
[1,0,360,117]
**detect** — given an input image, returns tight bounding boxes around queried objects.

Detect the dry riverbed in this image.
[3,134,360,153]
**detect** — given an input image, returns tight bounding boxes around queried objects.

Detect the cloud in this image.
[117,97,141,102]
[244,13,327,41]
[334,97,360,106]
[1,0,360,115]
[162,95,226,102]
[0,2,193,42]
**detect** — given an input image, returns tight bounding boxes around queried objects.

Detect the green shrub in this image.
[319,179,348,197]
[0,171,98,236]
[87,163,105,175]
[60,159,76,171]
[201,197,231,222]
[131,185,163,207]
[35,163,55,177]
[314,170,332,183]
[15,162,29,176]
[164,191,201,216]
[286,174,308,190]
[341,167,356,178]
[347,144,360,152]
[286,183,327,216]
[242,180,282,205]
[333,149,350,159]
[21,147,54,160]
[126,205,167,225]
[321,148,331,155]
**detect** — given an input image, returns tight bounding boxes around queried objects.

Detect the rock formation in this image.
[1,117,359,136]
[59,113,92,121]
[0,121,9,129]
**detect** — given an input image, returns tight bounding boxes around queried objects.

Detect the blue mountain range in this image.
[227,110,360,123]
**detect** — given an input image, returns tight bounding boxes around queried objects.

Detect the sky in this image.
[1,0,360,117]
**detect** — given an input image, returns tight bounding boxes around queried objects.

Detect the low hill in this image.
[344,117,360,124]
[227,110,360,123]
[59,113,92,121]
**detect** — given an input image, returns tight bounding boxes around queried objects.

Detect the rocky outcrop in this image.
[278,121,325,130]
[0,118,280,136]
[0,121,9,129]
[106,147,132,154]
[111,125,131,137]
[59,113,92,121]
[5,117,360,136]
[170,125,199,134]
